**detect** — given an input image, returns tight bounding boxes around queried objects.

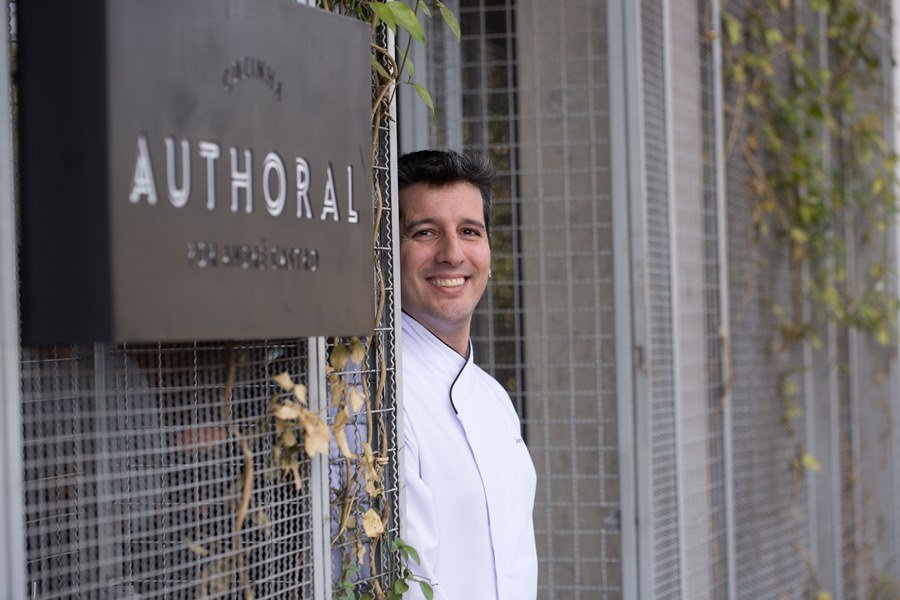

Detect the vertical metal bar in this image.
[0,0,26,595]
[660,0,689,596]
[441,0,462,151]
[93,344,122,587]
[890,0,900,580]
[827,320,845,600]
[802,270,820,571]
[309,336,331,600]
[813,9,845,597]
[845,211,865,600]
[608,0,641,597]
[710,1,737,597]
[385,25,407,548]
[397,28,429,154]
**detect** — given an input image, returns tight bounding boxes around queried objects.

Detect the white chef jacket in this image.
[400,312,538,600]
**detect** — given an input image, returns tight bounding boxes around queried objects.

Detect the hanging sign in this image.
[18,0,374,344]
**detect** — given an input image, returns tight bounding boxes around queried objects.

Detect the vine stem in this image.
[221,345,255,600]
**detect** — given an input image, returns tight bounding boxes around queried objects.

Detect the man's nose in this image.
[435,234,464,265]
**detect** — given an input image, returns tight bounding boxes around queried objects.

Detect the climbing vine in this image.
[325,3,457,598]
[722,0,898,596]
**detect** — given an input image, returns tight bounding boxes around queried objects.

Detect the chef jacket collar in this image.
[400,311,474,389]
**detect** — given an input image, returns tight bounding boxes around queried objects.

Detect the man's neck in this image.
[406,312,470,358]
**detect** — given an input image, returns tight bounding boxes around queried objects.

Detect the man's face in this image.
[399,182,491,341]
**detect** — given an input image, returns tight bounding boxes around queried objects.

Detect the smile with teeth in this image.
[429,277,467,288]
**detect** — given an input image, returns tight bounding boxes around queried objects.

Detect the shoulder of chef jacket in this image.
[399,312,538,600]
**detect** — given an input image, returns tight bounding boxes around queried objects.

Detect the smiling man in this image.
[397,150,537,599]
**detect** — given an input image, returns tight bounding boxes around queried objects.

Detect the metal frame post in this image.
[891,0,900,580]
[608,0,643,597]
[660,0,689,596]
[0,0,26,596]
[384,25,407,549]
[309,336,332,600]
[710,1,737,597]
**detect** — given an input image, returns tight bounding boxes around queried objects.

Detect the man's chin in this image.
[407,306,472,332]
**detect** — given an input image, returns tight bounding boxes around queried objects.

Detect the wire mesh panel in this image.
[697,1,729,596]
[839,10,898,596]
[722,3,812,597]
[665,0,730,598]
[640,1,683,597]
[329,19,404,595]
[459,0,527,417]
[476,0,621,597]
[20,342,316,599]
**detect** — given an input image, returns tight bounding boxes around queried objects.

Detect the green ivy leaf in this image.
[802,453,822,473]
[394,578,410,594]
[412,82,435,115]
[437,2,461,42]
[385,1,425,43]
[722,12,741,45]
[418,1,432,18]
[369,2,397,32]
[403,544,421,565]
[419,581,435,600]
[371,55,391,82]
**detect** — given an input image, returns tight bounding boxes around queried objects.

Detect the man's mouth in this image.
[428,276,467,288]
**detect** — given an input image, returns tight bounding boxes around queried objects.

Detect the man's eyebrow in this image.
[403,218,486,231]
[459,219,486,231]
[404,217,438,231]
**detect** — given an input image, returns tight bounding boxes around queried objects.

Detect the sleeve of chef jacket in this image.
[402,413,450,600]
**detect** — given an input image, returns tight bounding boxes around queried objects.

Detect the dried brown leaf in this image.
[330,376,344,408]
[281,430,298,448]
[272,371,295,392]
[289,460,303,491]
[272,402,305,421]
[330,343,350,371]
[333,408,358,460]
[362,508,385,539]
[299,409,330,457]
[348,386,365,413]
[350,337,367,365]
[293,384,308,405]
[185,538,209,556]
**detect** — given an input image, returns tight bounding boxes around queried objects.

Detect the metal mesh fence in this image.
[722,3,812,597]
[639,1,683,597]
[329,18,404,595]
[697,1,729,597]
[457,0,622,597]
[20,342,317,599]
[839,7,898,596]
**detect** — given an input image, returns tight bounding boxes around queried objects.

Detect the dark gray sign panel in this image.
[19,0,374,344]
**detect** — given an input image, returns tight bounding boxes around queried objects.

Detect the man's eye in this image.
[462,228,481,236]
[412,229,434,237]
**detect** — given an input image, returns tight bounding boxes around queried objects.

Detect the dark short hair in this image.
[397,150,495,242]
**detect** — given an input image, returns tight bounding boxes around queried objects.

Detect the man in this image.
[397,150,538,599]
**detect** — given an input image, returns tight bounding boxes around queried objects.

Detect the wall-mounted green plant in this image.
[722,1,898,596]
